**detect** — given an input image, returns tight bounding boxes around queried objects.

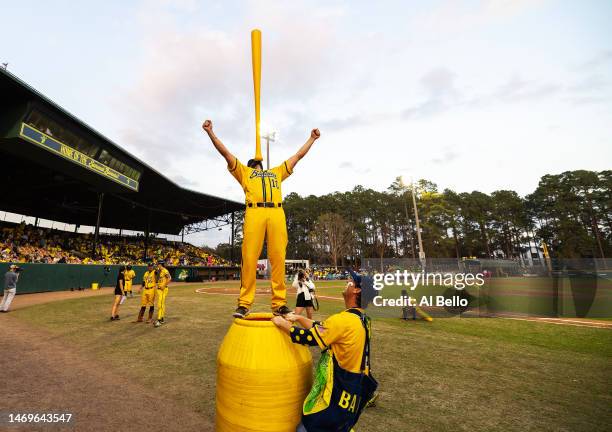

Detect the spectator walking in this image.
[110,266,126,321]
[1,264,19,312]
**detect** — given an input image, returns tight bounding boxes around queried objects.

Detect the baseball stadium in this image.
[2,3,612,432]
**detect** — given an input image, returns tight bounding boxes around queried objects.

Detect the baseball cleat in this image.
[272,305,292,316]
[233,306,250,319]
[154,320,162,327]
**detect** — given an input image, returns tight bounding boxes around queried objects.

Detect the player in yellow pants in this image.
[241,206,288,310]
[124,265,136,297]
[203,119,320,318]
[154,262,171,328]
[135,263,156,323]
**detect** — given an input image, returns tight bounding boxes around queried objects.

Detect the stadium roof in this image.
[0,68,243,234]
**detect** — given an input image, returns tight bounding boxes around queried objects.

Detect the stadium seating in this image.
[0,221,231,266]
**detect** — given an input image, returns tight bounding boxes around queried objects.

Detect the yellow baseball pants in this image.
[141,288,155,307]
[124,280,133,292]
[239,207,288,309]
[157,287,168,320]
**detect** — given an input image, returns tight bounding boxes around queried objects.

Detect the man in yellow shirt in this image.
[135,262,156,323]
[202,119,320,318]
[124,264,136,298]
[154,261,172,328]
[273,270,377,431]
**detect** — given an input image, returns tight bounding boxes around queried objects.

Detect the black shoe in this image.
[272,305,292,316]
[233,306,250,319]
[110,316,116,321]
[114,315,120,320]
[160,317,165,323]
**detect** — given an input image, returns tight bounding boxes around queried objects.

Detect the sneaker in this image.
[154,320,162,328]
[114,315,120,320]
[272,305,292,316]
[110,316,115,321]
[232,306,250,319]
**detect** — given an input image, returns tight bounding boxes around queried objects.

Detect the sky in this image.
[1,0,611,247]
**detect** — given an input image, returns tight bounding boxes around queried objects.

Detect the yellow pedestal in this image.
[216,313,313,432]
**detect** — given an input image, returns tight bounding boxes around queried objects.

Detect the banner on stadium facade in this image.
[19,122,139,191]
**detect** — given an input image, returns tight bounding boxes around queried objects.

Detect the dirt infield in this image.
[5,282,194,311]
[0,315,211,432]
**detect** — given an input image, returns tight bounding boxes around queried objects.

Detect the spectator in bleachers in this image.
[0,221,232,267]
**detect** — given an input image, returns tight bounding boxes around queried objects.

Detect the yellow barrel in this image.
[216,313,313,431]
[91,283,99,290]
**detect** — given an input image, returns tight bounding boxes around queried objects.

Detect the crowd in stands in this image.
[310,266,351,280]
[0,221,231,266]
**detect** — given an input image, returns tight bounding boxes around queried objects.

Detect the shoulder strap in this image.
[346,308,371,374]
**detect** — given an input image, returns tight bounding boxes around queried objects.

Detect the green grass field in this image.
[12,280,612,432]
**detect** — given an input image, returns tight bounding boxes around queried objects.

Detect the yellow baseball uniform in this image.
[156,267,171,320]
[228,158,292,309]
[308,309,366,373]
[141,270,157,307]
[124,269,136,293]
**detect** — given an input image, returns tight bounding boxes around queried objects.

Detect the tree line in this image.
[214,170,611,266]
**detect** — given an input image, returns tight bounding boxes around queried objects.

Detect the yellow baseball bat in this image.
[251,29,263,161]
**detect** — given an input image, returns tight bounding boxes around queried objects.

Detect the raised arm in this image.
[202,120,236,166]
[286,128,320,172]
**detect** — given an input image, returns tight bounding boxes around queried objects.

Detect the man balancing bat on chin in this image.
[203,119,320,318]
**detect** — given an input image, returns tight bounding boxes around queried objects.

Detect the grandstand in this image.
[0,68,241,290]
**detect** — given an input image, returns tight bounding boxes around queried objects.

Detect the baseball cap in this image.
[9,264,17,269]
[348,269,362,288]
[247,159,263,169]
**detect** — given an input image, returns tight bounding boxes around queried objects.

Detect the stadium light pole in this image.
[262,131,276,169]
[401,176,425,269]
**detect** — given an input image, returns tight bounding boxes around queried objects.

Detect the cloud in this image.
[577,50,612,70]
[113,1,348,170]
[493,75,562,102]
[170,174,199,188]
[430,150,459,165]
[402,67,459,119]
[415,0,548,37]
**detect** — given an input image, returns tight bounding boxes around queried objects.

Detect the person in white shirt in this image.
[293,269,315,319]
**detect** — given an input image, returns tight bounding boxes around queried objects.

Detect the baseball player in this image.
[154,261,171,327]
[202,119,320,318]
[124,265,136,298]
[135,262,156,324]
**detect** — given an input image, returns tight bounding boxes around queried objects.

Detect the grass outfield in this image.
[12,281,612,432]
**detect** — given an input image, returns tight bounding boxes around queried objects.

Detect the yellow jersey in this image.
[228,158,292,205]
[143,271,157,289]
[157,267,171,288]
[124,269,136,282]
[311,309,366,373]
